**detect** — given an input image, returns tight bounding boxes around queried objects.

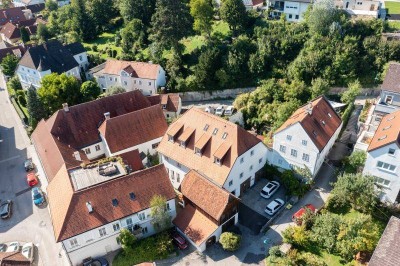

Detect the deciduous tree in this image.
[118,0,156,26]
[341,80,361,104]
[220,0,247,36]
[190,0,213,36]
[80,81,100,102]
[104,85,126,96]
[26,86,47,128]
[150,195,171,232]
[1,54,19,77]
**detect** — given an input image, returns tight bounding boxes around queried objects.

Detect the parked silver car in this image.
[265,198,285,216]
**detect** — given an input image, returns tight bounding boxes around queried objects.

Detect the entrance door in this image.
[240,177,251,196]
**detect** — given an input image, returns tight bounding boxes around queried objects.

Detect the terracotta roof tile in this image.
[195,133,211,150]
[98,105,168,153]
[0,251,30,265]
[368,110,400,151]
[275,96,342,151]
[158,108,261,186]
[381,62,400,93]
[0,7,27,26]
[181,170,234,221]
[119,149,144,172]
[48,164,175,242]
[177,127,195,143]
[369,216,400,266]
[173,204,218,245]
[0,22,19,39]
[100,59,161,80]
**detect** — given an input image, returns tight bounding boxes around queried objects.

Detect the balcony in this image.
[374,98,399,114]
[128,224,143,237]
[354,131,374,152]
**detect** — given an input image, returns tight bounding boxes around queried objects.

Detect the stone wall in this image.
[180,87,256,102]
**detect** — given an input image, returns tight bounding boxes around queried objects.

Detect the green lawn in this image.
[386,1,400,14]
[386,20,400,32]
[83,28,122,59]
[212,20,231,39]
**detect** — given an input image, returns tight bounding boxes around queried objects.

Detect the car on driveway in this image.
[265,198,285,216]
[292,204,317,225]
[0,200,12,219]
[6,242,19,252]
[24,159,34,172]
[260,181,280,199]
[82,257,109,266]
[224,106,235,116]
[0,243,6,252]
[32,187,45,206]
[215,106,225,116]
[171,231,188,250]
[26,172,38,187]
[21,243,34,263]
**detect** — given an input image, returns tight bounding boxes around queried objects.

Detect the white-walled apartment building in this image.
[335,0,384,19]
[88,59,166,96]
[271,96,343,177]
[16,40,88,88]
[363,110,400,203]
[268,0,311,21]
[13,0,70,7]
[31,91,171,265]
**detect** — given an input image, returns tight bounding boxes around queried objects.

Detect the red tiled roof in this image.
[275,96,342,151]
[0,7,27,26]
[100,59,161,80]
[173,204,218,245]
[47,164,175,242]
[0,22,19,39]
[119,149,144,172]
[98,105,168,153]
[181,170,234,221]
[368,110,400,152]
[0,251,30,265]
[157,108,262,186]
[381,62,400,93]
[147,93,180,113]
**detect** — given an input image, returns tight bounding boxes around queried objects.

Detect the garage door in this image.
[240,177,251,196]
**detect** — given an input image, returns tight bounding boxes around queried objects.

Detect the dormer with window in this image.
[195,133,211,157]
[162,104,166,109]
[166,123,184,143]
[168,134,174,143]
[214,156,221,165]
[195,147,202,156]
[213,142,231,166]
[177,127,195,149]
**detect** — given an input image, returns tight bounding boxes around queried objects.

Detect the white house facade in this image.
[267,0,311,21]
[12,0,44,7]
[271,96,343,177]
[88,59,166,96]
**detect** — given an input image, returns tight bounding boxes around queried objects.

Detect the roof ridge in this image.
[105,104,161,122]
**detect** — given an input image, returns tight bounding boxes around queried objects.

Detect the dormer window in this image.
[385,95,393,104]
[327,113,332,118]
[162,104,166,109]
[180,140,186,148]
[195,147,202,156]
[204,124,209,131]
[168,135,174,142]
[214,157,221,165]
[222,132,228,139]
[321,120,326,126]
[213,128,218,135]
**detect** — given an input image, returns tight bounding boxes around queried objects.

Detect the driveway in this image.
[0,73,69,266]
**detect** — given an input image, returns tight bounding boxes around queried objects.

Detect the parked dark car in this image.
[82,257,109,266]
[171,231,188,250]
[0,200,12,219]
[0,243,7,252]
[24,159,34,172]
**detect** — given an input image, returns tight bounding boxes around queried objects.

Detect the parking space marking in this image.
[15,187,31,197]
[0,155,20,164]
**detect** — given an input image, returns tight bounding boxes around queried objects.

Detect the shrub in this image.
[280,170,308,196]
[219,232,241,251]
[92,45,98,52]
[268,245,282,261]
[18,94,27,107]
[282,225,310,247]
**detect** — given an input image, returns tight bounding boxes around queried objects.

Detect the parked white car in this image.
[224,106,235,116]
[215,106,225,116]
[260,181,280,199]
[21,243,34,263]
[6,242,20,252]
[265,198,285,216]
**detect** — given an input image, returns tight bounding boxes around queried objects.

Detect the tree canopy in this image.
[190,0,213,36]
[220,0,247,36]
[150,195,171,232]
[1,54,19,77]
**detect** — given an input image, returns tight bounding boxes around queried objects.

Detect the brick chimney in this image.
[62,103,69,112]
[73,151,81,161]
[104,112,110,120]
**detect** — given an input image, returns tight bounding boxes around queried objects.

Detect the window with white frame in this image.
[99,228,106,237]
[126,218,133,226]
[123,81,127,86]
[377,161,396,172]
[176,173,180,182]
[70,238,78,248]
[286,135,292,141]
[138,212,145,221]
[388,148,396,155]
[280,145,286,153]
[142,227,148,234]
[250,150,254,156]
[171,170,175,180]
[302,140,307,146]
[385,95,393,104]
[214,157,221,165]
[85,148,91,154]
[291,149,297,157]
[229,180,233,186]
[302,153,309,162]
[95,144,101,151]
[166,202,171,210]
[149,82,152,86]
[195,147,202,155]
[375,177,390,187]
[113,223,120,232]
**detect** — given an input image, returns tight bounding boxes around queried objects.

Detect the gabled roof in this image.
[0,44,29,62]
[369,216,400,266]
[24,3,46,13]
[65,42,86,55]
[275,96,342,152]
[0,18,44,39]
[18,40,81,73]
[160,94,180,112]
[94,59,161,80]
[181,170,236,221]
[0,22,19,39]
[367,110,400,152]
[0,251,30,265]
[0,7,27,26]
[381,62,400,93]
[98,105,168,153]
[47,164,175,242]
[157,108,262,186]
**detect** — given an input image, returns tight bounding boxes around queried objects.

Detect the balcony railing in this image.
[375,99,399,114]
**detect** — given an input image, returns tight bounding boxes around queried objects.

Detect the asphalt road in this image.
[0,74,68,266]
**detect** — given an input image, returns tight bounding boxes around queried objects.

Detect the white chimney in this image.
[86,202,93,213]
[104,112,110,120]
[306,102,313,115]
[73,151,81,161]
[62,103,69,112]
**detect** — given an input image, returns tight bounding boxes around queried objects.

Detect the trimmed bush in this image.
[219,232,241,251]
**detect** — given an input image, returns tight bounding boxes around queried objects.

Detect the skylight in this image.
[312,131,317,137]
[321,120,326,126]
[112,199,118,207]
[204,124,209,131]
[378,135,387,141]
[213,128,218,135]
[129,192,136,200]
[383,125,392,131]
[388,116,395,121]
[327,113,332,118]
[222,132,228,139]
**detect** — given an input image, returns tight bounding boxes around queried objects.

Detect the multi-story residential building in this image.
[12,0,44,7]
[271,96,342,177]
[157,108,270,198]
[0,18,46,44]
[31,91,172,265]
[173,170,239,252]
[15,40,88,88]
[363,110,400,203]
[374,62,400,118]
[47,164,176,266]
[336,0,384,18]
[148,93,182,119]
[267,0,311,21]
[215,0,264,10]
[88,59,166,96]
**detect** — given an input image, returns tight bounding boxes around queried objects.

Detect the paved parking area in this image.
[240,178,288,219]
